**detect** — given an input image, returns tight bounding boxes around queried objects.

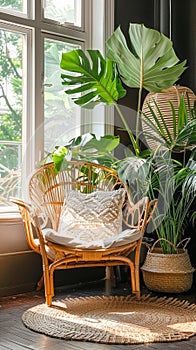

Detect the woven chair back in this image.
[28,161,123,230]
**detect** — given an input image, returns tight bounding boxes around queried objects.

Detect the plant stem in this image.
[136,84,142,150]
[114,102,139,156]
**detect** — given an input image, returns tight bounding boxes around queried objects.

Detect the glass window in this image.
[43,0,81,27]
[0,28,24,204]
[44,38,81,153]
[0,2,85,207]
[0,0,29,16]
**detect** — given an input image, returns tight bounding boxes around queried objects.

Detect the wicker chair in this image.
[11,161,157,306]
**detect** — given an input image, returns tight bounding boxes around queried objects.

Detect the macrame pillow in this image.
[44,188,142,249]
[59,188,126,241]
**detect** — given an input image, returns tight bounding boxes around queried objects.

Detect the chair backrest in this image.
[28,161,123,231]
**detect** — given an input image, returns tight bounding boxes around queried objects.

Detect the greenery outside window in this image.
[0,23,31,206]
[43,0,82,28]
[43,37,81,153]
[0,0,33,18]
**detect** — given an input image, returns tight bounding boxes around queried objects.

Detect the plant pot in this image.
[141,240,195,293]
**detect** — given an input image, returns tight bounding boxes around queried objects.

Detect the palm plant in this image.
[147,149,196,253]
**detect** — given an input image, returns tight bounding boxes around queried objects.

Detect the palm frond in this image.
[142,95,196,150]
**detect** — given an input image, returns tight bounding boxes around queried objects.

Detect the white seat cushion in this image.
[43,228,142,249]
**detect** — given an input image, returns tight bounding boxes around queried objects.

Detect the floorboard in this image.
[0,279,195,350]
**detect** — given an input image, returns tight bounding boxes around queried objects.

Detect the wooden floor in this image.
[0,279,196,350]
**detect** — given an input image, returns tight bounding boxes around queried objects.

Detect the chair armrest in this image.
[10,197,32,211]
[10,197,40,253]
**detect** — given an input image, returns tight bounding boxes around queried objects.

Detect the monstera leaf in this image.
[60,49,126,108]
[44,134,120,171]
[106,23,187,92]
[60,49,138,154]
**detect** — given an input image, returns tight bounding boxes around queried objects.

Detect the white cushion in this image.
[43,188,142,250]
[43,228,142,249]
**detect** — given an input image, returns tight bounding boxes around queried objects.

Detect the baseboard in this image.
[0,251,42,296]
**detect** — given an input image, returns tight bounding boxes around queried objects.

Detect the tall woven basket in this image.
[142,85,196,150]
[141,240,195,293]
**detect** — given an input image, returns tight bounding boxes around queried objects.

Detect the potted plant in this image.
[46,23,196,292]
[139,88,196,292]
[116,96,196,292]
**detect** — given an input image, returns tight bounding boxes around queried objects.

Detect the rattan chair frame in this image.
[12,161,157,306]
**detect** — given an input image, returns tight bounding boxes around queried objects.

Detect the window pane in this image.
[44,0,81,27]
[0,29,23,206]
[44,39,81,154]
[0,0,26,15]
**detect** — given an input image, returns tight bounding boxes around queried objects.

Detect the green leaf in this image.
[176,120,196,146]
[106,23,187,93]
[48,133,120,170]
[82,134,120,153]
[60,49,126,108]
[51,146,68,171]
[117,156,150,201]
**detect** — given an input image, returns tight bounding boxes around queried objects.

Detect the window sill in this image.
[0,206,21,221]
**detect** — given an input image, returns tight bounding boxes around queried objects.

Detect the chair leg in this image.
[105,266,116,295]
[41,257,54,306]
[133,243,141,299]
[36,275,44,291]
[134,264,140,299]
[44,269,53,307]
[46,294,53,307]
[129,265,136,294]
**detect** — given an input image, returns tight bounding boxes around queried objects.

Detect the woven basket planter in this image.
[141,240,195,293]
[142,85,196,150]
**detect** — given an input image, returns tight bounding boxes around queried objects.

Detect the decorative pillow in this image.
[60,188,125,240]
[44,189,126,247]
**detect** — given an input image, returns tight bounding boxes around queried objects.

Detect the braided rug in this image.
[22,295,196,344]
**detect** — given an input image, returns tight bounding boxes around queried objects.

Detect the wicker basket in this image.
[142,85,196,150]
[141,239,195,293]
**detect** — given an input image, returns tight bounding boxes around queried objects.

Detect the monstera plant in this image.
[60,23,187,156]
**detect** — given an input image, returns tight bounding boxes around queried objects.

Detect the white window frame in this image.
[83,0,115,136]
[0,20,34,205]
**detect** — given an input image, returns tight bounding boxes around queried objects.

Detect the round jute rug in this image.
[22,295,196,344]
